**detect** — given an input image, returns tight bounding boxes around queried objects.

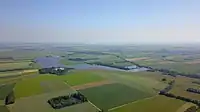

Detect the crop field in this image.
[60,70,105,86]
[0,62,32,71]
[0,72,22,78]
[9,89,86,112]
[110,96,185,112]
[14,74,63,98]
[93,70,172,94]
[170,76,200,100]
[80,83,151,110]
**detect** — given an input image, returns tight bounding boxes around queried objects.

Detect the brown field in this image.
[72,80,114,90]
[126,57,149,61]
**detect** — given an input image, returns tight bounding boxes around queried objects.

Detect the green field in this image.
[60,70,105,86]
[0,62,32,71]
[170,76,200,100]
[80,83,151,110]
[94,70,172,94]
[14,74,64,98]
[110,96,185,112]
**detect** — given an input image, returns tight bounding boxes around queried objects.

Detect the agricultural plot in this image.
[41,80,71,93]
[10,90,97,112]
[80,83,151,110]
[0,62,32,71]
[0,72,22,78]
[0,69,38,78]
[170,76,200,100]
[60,70,105,86]
[14,74,64,98]
[93,70,172,94]
[110,96,185,112]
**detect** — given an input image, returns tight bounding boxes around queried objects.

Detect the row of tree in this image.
[159,92,200,106]
[87,62,130,70]
[48,92,88,109]
[69,58,98,61]
[159,80,175,94]
[187,88,200,94]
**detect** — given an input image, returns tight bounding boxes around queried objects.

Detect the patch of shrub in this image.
[5,91,15,105]
[39,67,73,75]
[48,92,88,109]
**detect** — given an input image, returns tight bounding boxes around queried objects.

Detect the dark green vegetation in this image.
[48,92,88,109]
[80,83,151,110]
[38,67,73,75]
[5,91,15,105]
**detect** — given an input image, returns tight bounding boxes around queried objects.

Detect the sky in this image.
[0,0,200,44]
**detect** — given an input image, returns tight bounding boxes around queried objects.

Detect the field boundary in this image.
[176,102,197,112]
[108,95,158,111]
[63,81,102,111]
[72,80,114,90]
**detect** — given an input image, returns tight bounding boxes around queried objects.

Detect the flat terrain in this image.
[80,83,151,110]
[170,76,200,100]
[8,90,97,112]
[0,62,31,71]
[72,80,114,90]
[14,74,67,98]
[60,70,105,86]
[110,96,185,112]
[0,106,9,112]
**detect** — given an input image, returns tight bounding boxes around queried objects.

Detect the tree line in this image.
[187,88,200,94]
[159,92,200,106]
[86,62,130,70]
[159,80,175,94]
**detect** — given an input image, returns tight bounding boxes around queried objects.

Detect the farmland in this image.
[60,70,105,86]
[80,83,151,110]
[1,44,200,112]
[110,96,185,112]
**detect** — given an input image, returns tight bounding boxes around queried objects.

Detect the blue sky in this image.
[1,0,200,44]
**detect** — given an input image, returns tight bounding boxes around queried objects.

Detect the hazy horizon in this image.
[1,0,200,44]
